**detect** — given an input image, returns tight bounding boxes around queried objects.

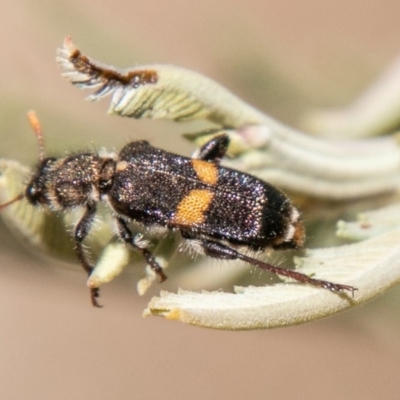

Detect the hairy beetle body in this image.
[2,120,356,306]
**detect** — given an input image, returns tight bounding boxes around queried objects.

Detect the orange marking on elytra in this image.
[173,190,214,226]
[191,159,218,185]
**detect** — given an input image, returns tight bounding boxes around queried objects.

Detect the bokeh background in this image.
[1,1,400,399]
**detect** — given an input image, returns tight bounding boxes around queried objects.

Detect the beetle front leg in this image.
[115,217,167,282]
[74,202,102,307]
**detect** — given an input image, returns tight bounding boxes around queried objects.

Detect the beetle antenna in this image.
[0,111,42,211]
[0,193,24,211]
[27,110,45,161]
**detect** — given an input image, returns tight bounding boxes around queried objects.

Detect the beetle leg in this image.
[190,238,357,295]
[74,202,102,307]
[115,217,167,282]
[197,133,229,163]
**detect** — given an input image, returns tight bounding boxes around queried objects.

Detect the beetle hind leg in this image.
[186,237,357,295]
[197,133,229,163]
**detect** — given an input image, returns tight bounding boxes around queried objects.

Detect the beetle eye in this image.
[25,183,40,204]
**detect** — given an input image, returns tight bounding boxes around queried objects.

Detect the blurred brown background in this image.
[1,1,400,399]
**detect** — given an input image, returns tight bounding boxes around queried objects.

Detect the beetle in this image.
[0,112,356,306]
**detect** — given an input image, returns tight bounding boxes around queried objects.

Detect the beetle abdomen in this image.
[108,142,304,250]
